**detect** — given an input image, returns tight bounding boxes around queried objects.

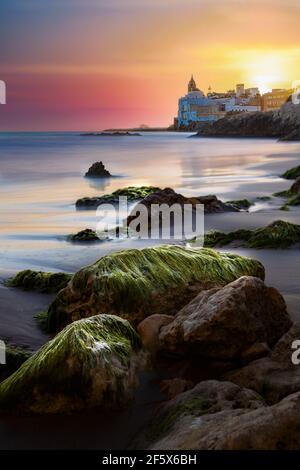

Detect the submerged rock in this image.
[46,245,264,332]
[68,228,102,242]
[225,199,252,210]
[224,322,300,404]
[159,276,291,362]
[8,270,72,294]
[0,315,141,413]
[85,161,111,178]
[281,165,300,180]
[204,220,300,249]
[76,186,160,209]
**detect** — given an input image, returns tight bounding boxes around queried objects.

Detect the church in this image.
[177,76,224,127]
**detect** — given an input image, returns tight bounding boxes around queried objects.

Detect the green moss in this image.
[281,165,300,180]
[286,193,300,206]
[0,315,141,412]
[34,311,49,331]
[279,205,290,211]
[47,245,264,331]
[226,199,252,210]
[76,186,160,208]
[7,270,72,294]
[256,196,272,201]
[145,397,213,443]
[68,228,101,242]
[205,220,300,249]
[0,345,32,383]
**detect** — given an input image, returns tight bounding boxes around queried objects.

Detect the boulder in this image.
[68,228,101,242]
[7,270,72,294]
[137,314,173,354]
[45,245,264,332]
[160,378,194,399]
[139,385,300,450]
[0,314,142,413]
[85,161,111,178]
[76,186,159,209]
[159,276,291,361]
[132,379,265,449]
[224,322,300,404]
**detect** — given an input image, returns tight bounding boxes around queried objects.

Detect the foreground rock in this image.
[194,101,300,139]
[204,220,300,249]
[85,161,111,178]
[8,270,72,294]
[46,245,264,332]
[159,276,291,362]
[0,315,141,413]
[224,322,300,404]
[76,186,159,209]
[0,345,31,383]
[135,380,300,450]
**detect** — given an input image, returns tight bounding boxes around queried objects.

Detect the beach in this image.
[1,131,300,448]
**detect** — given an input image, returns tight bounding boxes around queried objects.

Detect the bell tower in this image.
[188,75,197,93]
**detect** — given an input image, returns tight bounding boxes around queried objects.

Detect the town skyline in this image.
[1,0,300,131]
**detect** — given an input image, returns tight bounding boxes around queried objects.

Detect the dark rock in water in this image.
[76,186,160,209]
[45,245,264,332]
[7,270,72,294]
[225,322,300,405]
[126,188,237,228]
[204,220,300,249]
[81,131,141,137]
[0,315,142,414]
[0,345,31,383]
[226,199,252,210]
[85,161,111,178]
[159,276,291,362]
[68,228,102,242]
[281,165,300,180]
[279,129,300,141]
[193,102,300,139]
[274,177,300,205]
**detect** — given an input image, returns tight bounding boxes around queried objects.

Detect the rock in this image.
[290,176,300,194]
[7,270,72,294]
[194,102,300,139]
[281,165,300,180]
[137,314,173,354]
[76,186,160,209]
[68,228,102,242]
[279,129,300,141]
[204,220,300,249]
[139,386,300,450]
[0,345,31,383]
[224,322,300,404]
[274,178,300,206]
[225,199,252,210]
[0,315,142,413]
[46,245,264,332]
[159,276,291,362]
[127,189,237,228]
[81,132,141,137]
[160,378,194,399]
[132,379,265,449]
[85,161,111,178]
[240,342,270,365]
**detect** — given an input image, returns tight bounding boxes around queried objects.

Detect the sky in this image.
[1,0,300,131]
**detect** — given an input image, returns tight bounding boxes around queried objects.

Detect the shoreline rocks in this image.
[45,245,264,332]
[0,315,142,414]
[76,186,160,209]
[7,270,72,294]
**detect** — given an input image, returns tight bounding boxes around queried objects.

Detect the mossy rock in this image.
[204,220,300,249]
[76,186,160,209]
[256,196,272,201]
[0,345,32,383]
[226,199,252,210]
[46,245,264,332]
[7,270,72,294]
[281,166,300,180]
[68,228,102,242]
[0,315,141,414]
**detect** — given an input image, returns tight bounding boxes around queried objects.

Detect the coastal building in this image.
[177,76,261,128]
[262,88,293,112]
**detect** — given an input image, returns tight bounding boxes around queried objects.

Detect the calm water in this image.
[1,132,300,449]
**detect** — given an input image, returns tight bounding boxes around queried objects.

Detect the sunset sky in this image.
[1,0,300,130]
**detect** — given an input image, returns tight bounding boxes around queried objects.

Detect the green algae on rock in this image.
[46,245,264,332]
[7,270,72,294]
[68,228,101,242]
[204,220,300,249]
[76,186,160,209]
[281,165,300,180]
[226,199,252,210]
[0,314,141,413]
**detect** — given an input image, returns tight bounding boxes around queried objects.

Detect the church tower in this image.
[188,75,198,93]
